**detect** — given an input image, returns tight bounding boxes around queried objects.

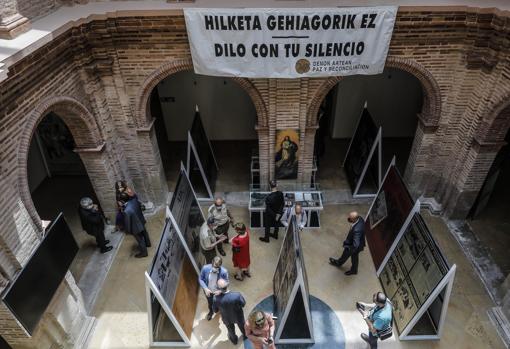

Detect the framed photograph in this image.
[275,129,300,180]
[369,190,388,229]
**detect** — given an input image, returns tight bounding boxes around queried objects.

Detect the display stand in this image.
[169,163,206,273]
[250,154,260,190]
[249,190,323,229]
[186,107,218,201]
[366,161,456,341]
[273,217,314,344]
[145,213,199,348]
[343,104,382,198]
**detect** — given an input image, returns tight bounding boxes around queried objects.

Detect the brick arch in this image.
[475,96,510,144]
[307,57,442,127]
[17,96,104,231]
[135,57,268,128]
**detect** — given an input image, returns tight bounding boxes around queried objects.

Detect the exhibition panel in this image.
[365,160,414,270]
[343,106,382,198]
[2,213,78,335]
[366,162,456,340]
[146,212,199,347]
[273,217,314,344]
[169,165,206,272]
[187,109,218,199]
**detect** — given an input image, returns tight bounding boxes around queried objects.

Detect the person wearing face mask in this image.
[198,256,229,321]
[357,291,393,348]
[244,310,276,349]
[328,211,366,275]
[212,279,247,344]
[200,217,227,263]
[207,197,234,256]
[281,203,308,230]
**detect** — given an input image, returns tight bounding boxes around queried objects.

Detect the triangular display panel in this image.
[280,286,312,340]
[151,288,185,343]
[356,133,381,196]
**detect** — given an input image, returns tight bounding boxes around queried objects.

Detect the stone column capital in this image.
[0,13,30,39]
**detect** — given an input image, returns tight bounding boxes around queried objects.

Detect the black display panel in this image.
[343,108,379,194]
[2,213,78,334]
[189,111,218,195]
[170,168,205,268]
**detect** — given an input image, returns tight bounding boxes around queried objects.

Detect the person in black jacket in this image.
[213,279,247,344]
[78,197,112,253]
[329,211,366,275]
[119,192,151,258]
[260,180,284,243]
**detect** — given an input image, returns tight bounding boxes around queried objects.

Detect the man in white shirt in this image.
[281,204,308,229]
[208,197,234,255]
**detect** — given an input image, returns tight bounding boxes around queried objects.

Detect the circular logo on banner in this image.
[295,59,310,74]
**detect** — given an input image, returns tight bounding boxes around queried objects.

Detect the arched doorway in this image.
[27,112,103,278]
[19,96,117,297]
[150,70,258,193]
[311,67,423,190]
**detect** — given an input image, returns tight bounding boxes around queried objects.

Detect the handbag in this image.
[232,246,241,253]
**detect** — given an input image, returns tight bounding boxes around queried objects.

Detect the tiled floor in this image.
[86,204,505,349]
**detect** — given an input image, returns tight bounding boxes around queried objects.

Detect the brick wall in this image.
[1,6,510,347]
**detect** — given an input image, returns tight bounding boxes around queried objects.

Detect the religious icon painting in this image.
[275,129,300,180]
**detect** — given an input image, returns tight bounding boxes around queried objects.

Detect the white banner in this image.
[184,7,397,78]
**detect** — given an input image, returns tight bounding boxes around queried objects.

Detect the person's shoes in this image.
[269,233,278,240]
[229,335,238,345]
[243,271,252,278]
[219,249,226,256]
[146,243,152,248]
[135,252,148,258]
[100,246,113,253]
[105,240,110,244]
[206,312,213,321]
[360,333,370,343]
[259,237,270,243]
[329,258,341,267]
[345,270,357,276]
[234,274,244,281]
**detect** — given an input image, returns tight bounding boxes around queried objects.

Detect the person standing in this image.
[357,292,393,348]
[200,217,227,264]
[198,256,229,321]
[208,197,234,256]
[281,203,308,230]
[260,180,284,243]
[120,192,151,258]
[213,279,247,344]
[78,197,113,253]
[244,310,276,349]
[231,222,251,281]
[329,211,366,275]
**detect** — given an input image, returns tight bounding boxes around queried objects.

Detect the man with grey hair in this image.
[78,197,112,253]
[207,197,234,256]
[329,211,366,275]
[281,203,308,230]
[213,278,247,344]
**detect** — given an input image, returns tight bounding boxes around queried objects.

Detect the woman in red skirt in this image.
[231,222,251,281]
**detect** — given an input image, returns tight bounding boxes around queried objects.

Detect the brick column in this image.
[404,116,440,197]
[443,139,504,218]
[299,125,318,185]
[75,144,117,221]
[0,0,30,39]
[136,122,168,206]
[256,126,270,187]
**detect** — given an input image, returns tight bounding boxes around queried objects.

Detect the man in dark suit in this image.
[260,180,285,243]
[119,192,151,258]
[329,211,366,275]
[78,197,113,253]
[213,279,247,344]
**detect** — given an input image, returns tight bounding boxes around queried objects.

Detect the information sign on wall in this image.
[184,7,398,78]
